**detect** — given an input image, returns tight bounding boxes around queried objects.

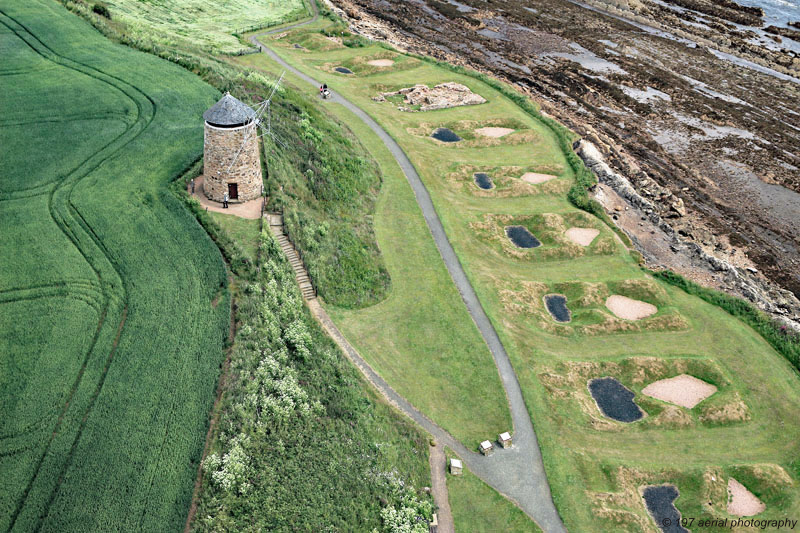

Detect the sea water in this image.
[735,0,800,28]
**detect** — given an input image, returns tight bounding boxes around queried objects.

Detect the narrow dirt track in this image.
[429,444,455,533]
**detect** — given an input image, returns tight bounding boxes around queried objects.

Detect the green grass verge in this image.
[207,212,262,263]
[444,450,543,532]
[654,269,800,370]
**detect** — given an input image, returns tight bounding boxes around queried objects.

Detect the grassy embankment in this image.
[173,174,434,530]
[0,1,228,530]
[235,44,512,450]
[256,17,800,532]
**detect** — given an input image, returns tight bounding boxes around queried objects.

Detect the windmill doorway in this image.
[228,183,239,200]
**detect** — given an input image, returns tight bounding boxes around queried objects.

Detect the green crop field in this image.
[0,1,228,530]
[99,0,307,53]
[256,18,800,532]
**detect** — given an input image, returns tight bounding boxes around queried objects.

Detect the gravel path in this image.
[253,8,566,531]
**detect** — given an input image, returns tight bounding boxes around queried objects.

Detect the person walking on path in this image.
[223,191,229,208]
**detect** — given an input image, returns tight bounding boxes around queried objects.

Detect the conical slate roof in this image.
[203,92,256,126]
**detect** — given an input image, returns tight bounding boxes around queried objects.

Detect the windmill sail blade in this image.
[265,71,285,104]
[221,72,286,177]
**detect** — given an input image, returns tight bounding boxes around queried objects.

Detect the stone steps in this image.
[266,213,317,301]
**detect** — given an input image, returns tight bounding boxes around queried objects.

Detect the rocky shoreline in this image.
[324,0,800,330]
[578,139,800,330]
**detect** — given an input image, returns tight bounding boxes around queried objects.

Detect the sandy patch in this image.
[565,227,600,246]
[727,478,765,516]
[605,295,657,320]
[642,374,717,408]
[367,59,395,67]
[475,126,515,138]
[520,172,556,184]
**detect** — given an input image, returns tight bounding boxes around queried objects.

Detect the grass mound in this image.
[286,31,345,52]
[409,118,534,147]
[500,279,687,336]
[260,86,391,309]
[539,357,747,430]
[323,50,421,77]
[446,164,569,197]
[583,464,794,532]
[471,213,616,261]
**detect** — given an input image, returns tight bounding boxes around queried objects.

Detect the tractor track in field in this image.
[183,272,237,533]
[0,9,154,530]
[252,5,566,531]
[0,111,133,128]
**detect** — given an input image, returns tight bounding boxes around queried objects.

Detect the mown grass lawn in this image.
[257,20,800,532]
[208,211,262,262]
[445,449,543,533]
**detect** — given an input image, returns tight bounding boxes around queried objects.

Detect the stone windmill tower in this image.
[203,92,262,203]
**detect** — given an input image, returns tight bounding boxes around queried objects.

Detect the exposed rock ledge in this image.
[577,139,800,332]
[373,82,487,112]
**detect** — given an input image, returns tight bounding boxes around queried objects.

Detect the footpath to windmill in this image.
[266,213,316,300]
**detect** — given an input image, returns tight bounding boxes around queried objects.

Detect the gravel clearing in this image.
[727,478,765,517]
[605,295,657,320]
[565,227,599,246]
[642,374,717,408]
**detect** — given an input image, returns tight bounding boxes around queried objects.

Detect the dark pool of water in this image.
[642,485,688,533]
[431,127,462,142]
[335,67,353,74]
[588,377,643,422]
[544,294,571,322]
[474,173,494,190]
[505,226,541,248]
